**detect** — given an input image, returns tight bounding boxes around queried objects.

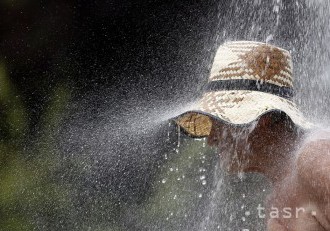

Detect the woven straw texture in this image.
[175,41,312,137]
[210,41,293,87]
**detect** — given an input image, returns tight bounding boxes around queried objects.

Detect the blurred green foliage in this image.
[0,59,220,230]
[0,60,214,230]
[137,140,216,229]
[0,61,75,231]
[0,61,31,231]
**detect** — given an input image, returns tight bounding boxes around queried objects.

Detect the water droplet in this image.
[198,193,203,198]
[229,214,234,221]
[238,172,245,180]
[266,34,274,43]
[177,126,181,148]
[200,175,206,180]
[202,180,207,185]
[162,179,167,183]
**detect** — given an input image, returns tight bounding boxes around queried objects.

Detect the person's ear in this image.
[257,114,272,128]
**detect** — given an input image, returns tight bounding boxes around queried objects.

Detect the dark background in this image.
[1,0,313,127]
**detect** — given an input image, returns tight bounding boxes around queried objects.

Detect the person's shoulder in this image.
[304,129,330,142]
[301,129,330,153]
[296,129,330,197]
[297,129,330,165]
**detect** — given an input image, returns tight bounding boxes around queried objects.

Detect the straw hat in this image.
[174,41,313,137]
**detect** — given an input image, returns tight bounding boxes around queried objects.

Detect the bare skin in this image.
[207,114,330,230]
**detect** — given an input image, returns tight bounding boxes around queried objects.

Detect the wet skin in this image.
[207,115,330,230]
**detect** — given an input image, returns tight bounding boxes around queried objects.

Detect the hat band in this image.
[205,79,294,99]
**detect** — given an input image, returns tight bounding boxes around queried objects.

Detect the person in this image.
[173,41,330,230]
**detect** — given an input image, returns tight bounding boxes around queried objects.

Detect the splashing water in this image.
[57,1,330,230]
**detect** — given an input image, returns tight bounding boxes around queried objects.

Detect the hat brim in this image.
[174,90,313,138]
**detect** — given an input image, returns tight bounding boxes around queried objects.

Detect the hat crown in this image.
[210,41,293,88]
[174,41,312,138]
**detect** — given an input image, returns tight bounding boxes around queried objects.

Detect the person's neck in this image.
[249,133,304,184]
[261,153,294,184]
[258,137,302,184]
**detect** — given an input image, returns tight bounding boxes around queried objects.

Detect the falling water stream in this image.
[56,1,330,231]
